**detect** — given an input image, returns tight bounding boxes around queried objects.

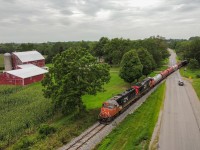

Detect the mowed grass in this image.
[96,82,166,150]
[179,67,200,100]
[83,68,129,109]
[0,54,4,70]
[0,54,3,65]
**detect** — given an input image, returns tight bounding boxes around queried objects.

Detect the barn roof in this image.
[6,65,48,79]
[12,50,44,62]
[17,64,37,69]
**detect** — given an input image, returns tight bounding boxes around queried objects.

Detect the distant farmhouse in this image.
[0,50,48,86]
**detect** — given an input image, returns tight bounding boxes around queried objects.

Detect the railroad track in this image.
[59,80,165,150]
[64,123,106,150]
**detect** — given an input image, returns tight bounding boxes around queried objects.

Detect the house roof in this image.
[6,65,48,79]
[13,50,44,62]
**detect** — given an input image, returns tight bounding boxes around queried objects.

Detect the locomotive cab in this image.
[99,100,121,123]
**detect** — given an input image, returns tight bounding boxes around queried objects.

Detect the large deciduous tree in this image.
[93,37,109,61]
[137,48,155,76]
[42,47,110,114]
[119,49,143,83]
[104,38,132,65]
[141,37,168,67]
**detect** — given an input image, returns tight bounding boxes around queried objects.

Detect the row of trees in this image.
[169,36,200,69]
[0,41,94,63]
[119,48,156,83]
[0,36,169,66]
[92,36,169,67]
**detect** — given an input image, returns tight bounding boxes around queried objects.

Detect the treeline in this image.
[0,41,94,64]
[169,36,200,69]
[0,36,169,68]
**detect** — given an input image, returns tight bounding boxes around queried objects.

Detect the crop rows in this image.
[0,83,53,148]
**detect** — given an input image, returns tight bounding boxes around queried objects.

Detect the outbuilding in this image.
[0,65,48,86]
[12,51,45,69]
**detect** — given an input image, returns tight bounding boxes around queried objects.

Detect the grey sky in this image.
[0,0,199,43]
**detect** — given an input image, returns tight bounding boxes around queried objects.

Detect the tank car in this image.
[151,74,162,86]
[160,70,169,78]
[167,67,174,74]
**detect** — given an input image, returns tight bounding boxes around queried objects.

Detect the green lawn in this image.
[96,82,166,150]
[46,63,52,67]
[0,54,4,70]
[179,67,200,100]
[0,54,3,64]
[83,69,129,109]
[179,67,200,79]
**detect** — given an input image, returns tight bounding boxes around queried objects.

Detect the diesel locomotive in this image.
[99,60,188,123]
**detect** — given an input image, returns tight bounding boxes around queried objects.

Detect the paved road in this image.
[158,50,200,150]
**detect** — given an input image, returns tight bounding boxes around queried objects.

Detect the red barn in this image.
[0,65,48,86]
[12,51,45,69]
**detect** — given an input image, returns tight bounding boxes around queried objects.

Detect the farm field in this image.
[0,83,53,149]
[96,82,166,150]
[1,67,129,149]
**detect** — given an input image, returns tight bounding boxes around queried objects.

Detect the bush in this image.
[13,136,35,150]
[188,59,199,70]
[196,74,200,78]
[39,124,56,136]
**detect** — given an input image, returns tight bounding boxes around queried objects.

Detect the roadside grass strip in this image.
[96,82,166,150]
[179,67,200,100]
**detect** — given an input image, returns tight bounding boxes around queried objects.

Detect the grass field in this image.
[179,67,200,99]
[96,82,166,150]
[0,54,3,64]
[0,54,4,70]
[83,68,129,109]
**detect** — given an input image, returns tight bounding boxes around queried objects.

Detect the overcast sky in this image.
[0,0,199,43]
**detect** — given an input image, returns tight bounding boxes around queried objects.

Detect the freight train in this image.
[99,60,188,123]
